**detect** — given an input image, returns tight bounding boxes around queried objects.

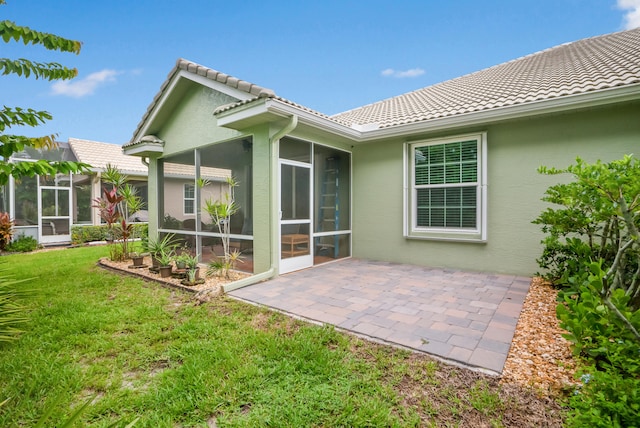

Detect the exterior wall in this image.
[163,178,224,223]
[158,85,243,157]
[352,101,640,276]
[251,126,273,273]
[145,81,275,273]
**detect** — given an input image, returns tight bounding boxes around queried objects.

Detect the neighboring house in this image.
[3,138,227,245]
[2,138,148,244]
[123,28,640,283]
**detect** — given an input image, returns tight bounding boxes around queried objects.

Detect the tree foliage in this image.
[534,156,640,426]
[0,1,89,185]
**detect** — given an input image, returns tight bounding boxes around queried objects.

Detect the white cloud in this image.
[617,0,640,29]
[381,68,425,78]
[51,69,120,98]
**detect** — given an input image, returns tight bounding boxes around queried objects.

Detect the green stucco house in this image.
[123,28,640,289]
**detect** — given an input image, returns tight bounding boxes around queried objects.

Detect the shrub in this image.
[567,369,640,428]
[71,225,107,244]
[71,224,148,245]
[5,235,39,253]
[556,262,640,377]
[0,212,13,251]
[533,156,640,292]
[535,156,640,426]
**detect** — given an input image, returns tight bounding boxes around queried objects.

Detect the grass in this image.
[0,247,564,427]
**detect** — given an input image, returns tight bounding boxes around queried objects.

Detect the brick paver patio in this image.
[228,258,531,374]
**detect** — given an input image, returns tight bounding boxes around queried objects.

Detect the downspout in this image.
[222,114,298,293]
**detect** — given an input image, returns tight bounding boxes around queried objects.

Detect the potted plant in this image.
[173,252,191,270]
[182,254,204,286]
[129,251,145,267]
[186,253,200,279]
[157,250,174,278]
[144,234,176,269]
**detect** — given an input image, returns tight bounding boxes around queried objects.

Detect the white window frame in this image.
[404,132,487,242]
[183,183,195,215]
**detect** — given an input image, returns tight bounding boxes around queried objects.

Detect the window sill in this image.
[405,230,486,243]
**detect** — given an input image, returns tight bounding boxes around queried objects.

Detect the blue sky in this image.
[3,0,640,146]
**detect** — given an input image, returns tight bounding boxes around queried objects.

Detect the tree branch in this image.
[0,58,77,81]
[0,20,81,54]
[603,297,640,343]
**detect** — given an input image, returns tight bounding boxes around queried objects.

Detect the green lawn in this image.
[0,247,563,427]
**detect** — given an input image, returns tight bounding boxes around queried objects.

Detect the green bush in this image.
[567,369,640,428]
[5,235,39,253]
[556,262,640,377]
[71,224,148,245]
[535,156,640,426]
[71,225,107,244]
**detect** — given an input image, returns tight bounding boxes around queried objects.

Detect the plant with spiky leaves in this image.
[204,176,243,278]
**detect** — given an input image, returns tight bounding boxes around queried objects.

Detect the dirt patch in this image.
[249,311,302,336]
[350,340,564,427]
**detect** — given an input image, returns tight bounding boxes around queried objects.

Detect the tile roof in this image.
[213,95,333,121]
[175,58,276,98]
[330,28,640,129]
[69,138,148,174]
[70,138,230,180]
[163,163,231,180]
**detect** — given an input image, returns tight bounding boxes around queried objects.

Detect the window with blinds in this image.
[184,183,195,215]
[407,134,486,241]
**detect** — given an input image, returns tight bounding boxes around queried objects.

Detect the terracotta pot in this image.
[132,256,144,267]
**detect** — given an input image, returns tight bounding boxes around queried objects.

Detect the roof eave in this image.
[216,85,640,144]
[359,84,640,142]
[216,98,362,141]
[123,141,164,158]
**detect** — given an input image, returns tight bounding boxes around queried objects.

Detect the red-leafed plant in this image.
[92,165,145,261]
[0,212,13,251]
[92,187,127,261]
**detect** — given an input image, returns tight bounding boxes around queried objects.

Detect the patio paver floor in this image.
[228,258,531,374]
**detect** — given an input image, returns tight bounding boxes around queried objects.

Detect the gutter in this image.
[220,114,299,293]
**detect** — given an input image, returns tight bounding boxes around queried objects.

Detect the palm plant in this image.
[204,177,241,278]
[157,250,174,268]
[144,233,176,262]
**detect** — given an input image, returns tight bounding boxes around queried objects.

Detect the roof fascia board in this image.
[131,71,182,145]
[215,100,286,126]
[264,99,362,140]
[122,142,164,157]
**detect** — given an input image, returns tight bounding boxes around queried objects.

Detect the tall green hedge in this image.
[71,224,148,245]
